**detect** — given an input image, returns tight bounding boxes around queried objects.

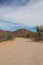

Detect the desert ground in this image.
[0,38,43,65]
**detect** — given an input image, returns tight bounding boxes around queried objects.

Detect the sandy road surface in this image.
[0,38,43,65]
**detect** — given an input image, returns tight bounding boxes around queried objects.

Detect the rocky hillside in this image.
[0,29,36,42]
[12,29,36,38]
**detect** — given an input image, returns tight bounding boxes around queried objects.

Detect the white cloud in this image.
[0,0,43,26]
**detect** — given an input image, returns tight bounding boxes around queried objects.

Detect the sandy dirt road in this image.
[0,38,43,65]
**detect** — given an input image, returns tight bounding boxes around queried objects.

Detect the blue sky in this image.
[0,0,43,31]
[0,19,35,32]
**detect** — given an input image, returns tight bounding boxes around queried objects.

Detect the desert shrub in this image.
[0,31,15,42]
[25,33,30,38]
[7,34,15,40]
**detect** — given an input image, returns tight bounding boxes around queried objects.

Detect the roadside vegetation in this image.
[0,30,15,42]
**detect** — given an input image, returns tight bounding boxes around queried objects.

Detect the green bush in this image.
[0,32,15,42]
[25,33,30,38]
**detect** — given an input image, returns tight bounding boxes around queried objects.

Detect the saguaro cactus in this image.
[36,25,43,41]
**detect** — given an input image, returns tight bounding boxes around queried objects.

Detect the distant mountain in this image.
[12,29,36,37]
[0,29,36,42]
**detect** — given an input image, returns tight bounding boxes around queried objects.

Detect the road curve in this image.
[0,38,43,65]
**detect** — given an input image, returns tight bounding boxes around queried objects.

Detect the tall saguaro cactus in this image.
[36,26,40,41]
[36,25,43,41]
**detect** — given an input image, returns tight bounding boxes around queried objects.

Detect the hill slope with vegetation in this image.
[0,29,36,42]
[12,29,36,38]
[1,26,43,42]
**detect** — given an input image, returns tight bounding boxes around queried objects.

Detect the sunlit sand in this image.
[0,38,43,65]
